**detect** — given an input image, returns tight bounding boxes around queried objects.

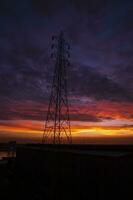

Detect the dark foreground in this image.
[0,144,133,200]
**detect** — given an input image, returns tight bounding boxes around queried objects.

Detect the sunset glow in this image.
[0,98,132,143]
[0,0,133,144]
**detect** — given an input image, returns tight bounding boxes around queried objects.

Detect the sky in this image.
[0,0,133,143]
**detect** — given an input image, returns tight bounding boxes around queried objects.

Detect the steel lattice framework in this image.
[42,31,72,144]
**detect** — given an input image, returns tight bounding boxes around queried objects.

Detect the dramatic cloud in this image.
[70,65,133,102]
[0,0,133,142]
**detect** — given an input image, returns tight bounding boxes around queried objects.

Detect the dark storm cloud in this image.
[0,0,133,107]
[0,102,102,122]
[69,114,101,122]
[112,65,133,90]
[70,64,133,102]
[32,0,66,16]
[0,100,47,120]
[32,0,106,16]
[0,107,44,121]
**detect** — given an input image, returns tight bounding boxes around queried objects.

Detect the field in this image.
[0,144,133,200]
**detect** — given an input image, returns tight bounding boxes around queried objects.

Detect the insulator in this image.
[64,59,70,66]
[51,53,56,58]
[67,45,70,50]
[52,36,55,40]
[52,35,57,40]
[50,53,54,58]
[67,52,70,58]
[67,61,70,66]
[51,44,56,49]
[65,42,70,49]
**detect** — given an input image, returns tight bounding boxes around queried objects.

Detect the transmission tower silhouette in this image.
[42,31,72,144]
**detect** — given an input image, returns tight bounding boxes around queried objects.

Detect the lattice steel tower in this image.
[42,31,72,144]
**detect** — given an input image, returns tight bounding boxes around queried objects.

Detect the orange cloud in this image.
[71,100,133,121]
[0,119,132,142]
[71,125,133,137]
[0,99,132,143]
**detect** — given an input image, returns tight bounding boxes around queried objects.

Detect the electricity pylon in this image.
[42,31,72,144]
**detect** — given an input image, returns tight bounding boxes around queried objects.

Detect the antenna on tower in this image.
[42,31,72,144]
